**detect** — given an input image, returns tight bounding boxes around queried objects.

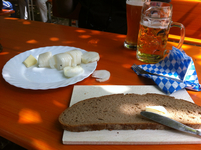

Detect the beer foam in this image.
[126,0,144,6]
[141,21,169,29]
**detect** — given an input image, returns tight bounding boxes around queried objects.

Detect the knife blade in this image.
[140,111,201,137]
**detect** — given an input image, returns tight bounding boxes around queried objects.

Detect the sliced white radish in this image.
[55,53,72,70]
[66,49,82,67]
[92,70,110,82]
[63,66,84,78]
[49,55,56,69]
[81,52,100,64]
[38,52,52,68]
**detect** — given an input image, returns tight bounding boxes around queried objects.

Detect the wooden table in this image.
[0,16,201,150]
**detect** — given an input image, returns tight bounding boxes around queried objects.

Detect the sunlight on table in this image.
[53,100,66,108]
[91,30,101,34]
[23,21,31,25]
[18,108,42,124]
[0,52,9,55]
[79,35,91,39]
[26,39,38,44]
[181,0,201,2]
[50,37,59,41]
[169,34,201,45]
[31,138,51,150]
[88,39,99,44]
[75,29,86,33]
[4,17,18,20]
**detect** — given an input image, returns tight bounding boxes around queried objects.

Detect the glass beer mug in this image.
[136,1,185,63]
[124,0,148,49]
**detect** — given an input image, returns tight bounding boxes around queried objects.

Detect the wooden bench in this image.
[170,0,201,44]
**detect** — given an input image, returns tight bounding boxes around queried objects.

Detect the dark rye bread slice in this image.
[59,93,201,132]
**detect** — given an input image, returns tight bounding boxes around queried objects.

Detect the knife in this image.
[140,111,201,137]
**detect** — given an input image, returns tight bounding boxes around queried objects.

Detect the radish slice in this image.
[49,56,56,69]
[38,52,52,68]
[64,66,84,78]
[92,70,110,82]
[66,49,83,67]
[81,52,100,64]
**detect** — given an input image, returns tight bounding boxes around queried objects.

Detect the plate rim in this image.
[2,46,97,90]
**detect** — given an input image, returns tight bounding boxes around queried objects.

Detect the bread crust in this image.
[59,93,201,132]
[60,123,201,132]
[61,123,171,132]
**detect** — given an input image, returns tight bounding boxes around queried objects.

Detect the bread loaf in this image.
[59,93,201,132]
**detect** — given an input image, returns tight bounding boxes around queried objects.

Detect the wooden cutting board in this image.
[62,85,201,145]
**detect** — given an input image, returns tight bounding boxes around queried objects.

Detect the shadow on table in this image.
[0,136,26,150]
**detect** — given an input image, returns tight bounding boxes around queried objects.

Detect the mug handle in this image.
[170,22,185,49]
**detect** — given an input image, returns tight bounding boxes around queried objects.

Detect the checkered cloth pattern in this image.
[132,47,201,94]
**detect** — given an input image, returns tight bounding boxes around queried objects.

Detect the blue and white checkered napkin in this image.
[132,46,201,94]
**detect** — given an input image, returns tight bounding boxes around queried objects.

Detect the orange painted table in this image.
[0,16,201,150]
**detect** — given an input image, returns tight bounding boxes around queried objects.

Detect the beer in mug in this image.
[137,23,170,63]
[124,0,146,49]
[136,2,185,63]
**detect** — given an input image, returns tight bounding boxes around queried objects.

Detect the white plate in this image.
[2,46,97,90]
